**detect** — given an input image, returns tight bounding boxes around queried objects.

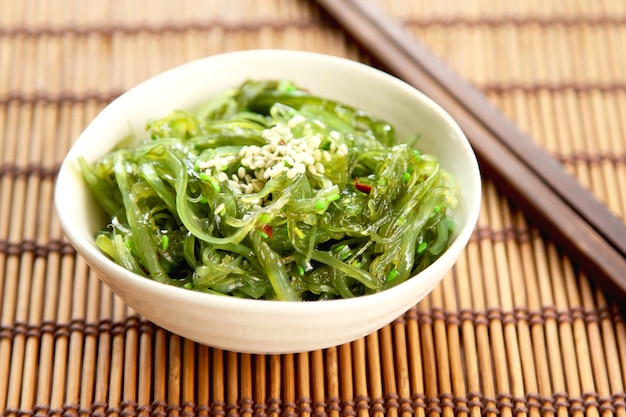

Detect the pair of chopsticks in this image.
[314,0,626,302]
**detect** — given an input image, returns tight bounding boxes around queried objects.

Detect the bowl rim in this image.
[55,49,482,314]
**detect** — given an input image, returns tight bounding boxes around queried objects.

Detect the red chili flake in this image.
[354,177,372,194]
[261,224,273,238]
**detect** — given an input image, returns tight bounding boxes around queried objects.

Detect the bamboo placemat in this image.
[1,1,625,416]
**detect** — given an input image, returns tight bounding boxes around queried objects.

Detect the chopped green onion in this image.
[417,242,428,254]
[314,200,327,211]
[386,269,399,282]
[334,244,346,253]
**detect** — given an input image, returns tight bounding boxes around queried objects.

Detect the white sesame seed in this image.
[330,130,340,140]
[301,152,315,165]
[315,162,325,174]
[215,203,225,215]
[338,144,349,156]
[323,151,331,162]
[288,114,306,128]
[217,172,228,183]
[251,180,263,192]
[237,167,246,179]
[309,135,322,149]
[307,164,317,175]
[286,168,297,179]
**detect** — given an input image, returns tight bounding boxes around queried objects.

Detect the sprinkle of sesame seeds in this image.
[198,116,349,200]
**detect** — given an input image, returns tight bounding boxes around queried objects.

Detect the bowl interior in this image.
[55,50,481,353]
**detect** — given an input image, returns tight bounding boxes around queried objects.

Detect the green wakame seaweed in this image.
[80,80,458,301]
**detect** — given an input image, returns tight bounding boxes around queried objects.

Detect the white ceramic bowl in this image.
[55,50,481,354]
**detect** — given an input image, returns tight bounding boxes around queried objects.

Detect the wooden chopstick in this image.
[314,0,626,301]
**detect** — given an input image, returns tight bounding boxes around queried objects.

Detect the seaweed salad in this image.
[79,80,458,301]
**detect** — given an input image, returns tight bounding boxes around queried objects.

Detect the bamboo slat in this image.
[1,1,625,416]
